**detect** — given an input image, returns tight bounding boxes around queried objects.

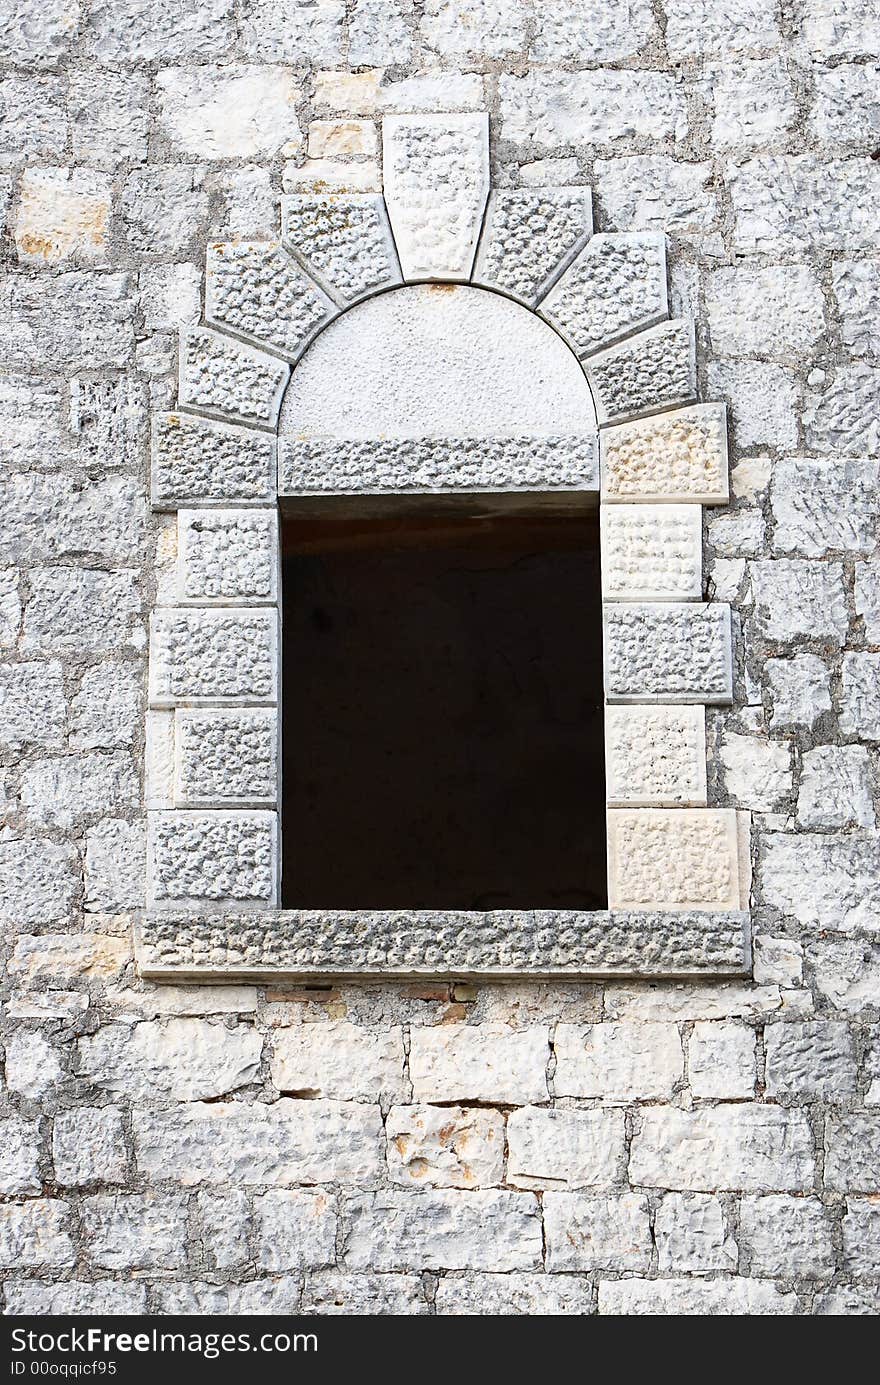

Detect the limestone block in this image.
[3,1282,147,1315]
[156,65,301,160]
[148,608,278,705]
[81,0,233,62]
[601,403,728,504]
[808,937,880,1013]
[178,329,289,427]
[284,159,380,194]
[840,653,880,739]
[0,1117,41,1195]
[241,0,343,63]
[9,932,129,982]
[730,156,880,254]
[826,1114,880,1191]
[151,413,276,510]
[84,819,145,913]
[300,1273,427,1316]
[688,1021,756,1099]
[70,663,141,750]
[499,70,683,145]
[752,936,804,989]
[585,320,696,424]
[341,1190,542,1272]
[82,1193,187,1270]
[0,270,135,372]
[271,1020,406,1102]
[843,1198,880,1276]
[0,840,79,930]
[386,1104,504,1188]
[145,710,175,809]
[308,120,377,158]
[833,259,880,356]
[710,56,797,150]
[348,0,412,65]
[196,1190,250,1269]
[814,1286,880,1315]
[4,1032,61,1098]
[601,504,702,601]
[764,1021,857,1098]
[750,559,848,645]
[147,810,278,907]
[544,1193,652,1272]
[629,1105,814,1192]
[595,155,717,237]
[408,1022,548,1104]
[706,264,825,357]
[855,561,880,641]
[472,188,593,308]
[176,708,278,807]
[51,1108,127,1187]
[663,0,781,55]
[255,1190,336,1271]
[770,456,878,557]
[554,1021,683,1101]
[383,113,489,280]
[0,1201,75,1269]
[718,732,791,813]
[506,1107,624,1189]
[0,0,80,64]
[541,233,667,358]
[766,655,832,731]
[803,0,880,58]
[15,167,110,267]
[710,360,798,450]
[599,1278,797,1316]
[178,509,278,605]
[281,193,401,304]
[422,0,524,57]
[0,569,20,646]
[529,0,657,61]
[603,603,733,703]
[0,661,66,751]
[607,808,742,911]
[154,1280,302,1315]
[20,751,138,831]
[761,832,880,931]
[78,1017,263,1100]
[435,1274,595,1316]
[654,1193,737,1274]
[605,705,707,807]
[740,1195,835,1278]
[205,242,334,360]
[279,434,598,495]
[797,745,875,829]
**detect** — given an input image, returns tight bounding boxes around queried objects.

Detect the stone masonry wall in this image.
[2,0,880,1316]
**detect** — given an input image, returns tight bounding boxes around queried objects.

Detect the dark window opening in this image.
[281,498,606,911]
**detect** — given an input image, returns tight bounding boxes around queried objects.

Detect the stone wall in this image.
[2,0,879,1316]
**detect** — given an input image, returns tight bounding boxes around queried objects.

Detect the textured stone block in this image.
[541,233,667,358]
[604,603,733,703]
[301,1272,427,1316]
[507,1107,624,1189]
[544,1193,652,1272]
[153,1279,302,1315]
[472,187,592,307]
[205,241,334,359]
[148,608,277,705]
[51,1108,127,1187]
[386,1105,505,1189]
[771,456,878,557]
[279,434,598,495]
[3,1281,147,1315]
[84,819,145,912]
[134,1100,383,1186]
[499,70,682,145]
[147,810,278,907]
[255,1189,337,1271]
[607,809,742,911]
[764,1021,857,1099]
[178,508,277,605]
[435,1273,594,1316]
[70,663,141,750]
[601,403,728,504]
[82,1193,187,1270]
[630,1105,814,1191]
[740,1195,835,1278]
[22,567,141,656]
[825,1114,880,1191]
[15,166,111,268]
[152,413,276,510]
[281,193,401,304]
[0,1117,41,1195]
[77,1017,263,1100]
[0,660,66,751]
[766,654,832,731]
[797,744,875,829]
[0,1201,75,1269]
[760,832,880,932]
[586,320,696,424]
[178,328,289,426]
[688,1021,756,1099]
[0,839,79,929]
[383,112,489,280]
[341,1190,542,1272]
[842,1199,880,1276]
[751,559,848,645]
[840,653,880,740]
[654,1193,737,1274]
[601,503,702,601]
[21,751,138,830]
[599,1278,797,1316]
[554,1021,683,1100]
[409,1022,548,1104]
[176,708,277,807]
[605,705,707,806]
[271,1020,406,1102]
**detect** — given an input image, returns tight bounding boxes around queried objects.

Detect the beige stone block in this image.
[607,808,741,910]
[605,705,707,806]
[601,503,702,600]
[15,168,110,267]
[601,403,729,504]
[307,119,378,158]
[386,1105,504,1188]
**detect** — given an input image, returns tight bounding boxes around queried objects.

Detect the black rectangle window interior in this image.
[281,499,606,911]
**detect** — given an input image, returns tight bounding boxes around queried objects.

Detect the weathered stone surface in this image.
[78,1017,262,1100]
[764,1021,857,1099]
[3,1280,147,1315]
[138,908,750,978]
[528,0,656,60]
[255,1189,336,1270]
[499,70,683,146]
[178,328,289,426]
[147,810,278,906]
[825,1114,880,1191]
[771,457,878,557]
[0,840,79,930]
[0,661,65,751]
[740,1195,835,1278]
[271,1020,406,1101]
[52,1107,127,1187]
[4,1031,62,1098]
[157,65,300,159]
[766,655,832,731]
[797,745,875,829]
[22,567,141,655]
[473,188,592,307]
[809,362,879,461]
[814,1285,880,1315]
[708,360,799,450]
[760,832,880,931]
[809,939,880,1019]
[70,663,142,750]
[281,193,401,304]
[0,271,135,372]
[205,242,333,359]
[586,320,696,424]
[595,155,717,237]
[421,0,523,57]
[833,259,880,356]
[134,1099,384,1185]
[855,562,880,642]
[554,1022,682,1101]
[383,113,489,280]
[178,509,277,604]
[718,732,791,814]
[688,1021,755,1099]
[176,709,277,806]
[15,167,111,268]
[0,570,21,646]
[507,1106,624,1189]
[9,932,129,982]
[599,1277,797,1315]
[386,1104,504,1188]
[0,1118,41,1195]
[153,1278,302,1315]
[632,1106,815,1191]
[601,504,702,602]
[0,0,80,64]
[542,233,667,359]
[604,603,732,704]
[750,560,848,645]
[435,1273,594,1315]
[82,1193,187,1270]
[601,404,728,504]
[409,1022,548,1104]
[803,0,880,57]
[706,265,825,358]
[85,819,145,913]
[605,706,707,807]
[730,156,880,253]
[0,472,144,565]
[655,1193,737,1274]
[149,609,277,705]
[241,0,343,62]
[20,752,138,831]
[544,1193,652,1272]
[710,56,797,150]
[842,1198,880,1276]
[752,936,804,989]
[0,1201,74,1268]
[341,1190,542,1271]
[195,1189,250,1268]
[152,414,276,510]
[840,653,880,740]
[301,1271,427,1315]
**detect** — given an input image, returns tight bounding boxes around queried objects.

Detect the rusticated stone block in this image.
[77,1018,262,1101]
[178,328,289,426]
[765,1021,857,1099]
[541,232,667,357]
[385,1105,505,1189]
[435,1274,594,1316]
[825,1114,880,1192]
[506,1106,624,1190]
[281,193,401,304]
[599,1278,798,1316]
[151,414,276,510]
[585,320,696,424]
[0,1116,41,1195]
[472,187,593,307]
[607,808,742,911]
[601,503,702,601]
[739,1195,835,1278]
[0,1201,75,1269]
[383,112,490,280]
[601,403,729,504]
[603,602,733,703]
[554,1021,684,1100]
[654,1193,737,1274]
[205,241,334,359]
[544,1193,652,1272]
[176,708,278,806]
[301,1273,427,1316]
[630,1105,814,1191]
[409,1022,548,1104]
[147,810,278,907]
[278,434,599,495]
[148,608,277,705]
[178,509,278,605]
[605,705,707,806]
[340,1190,542,1272]
[271,1020,406,1103]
